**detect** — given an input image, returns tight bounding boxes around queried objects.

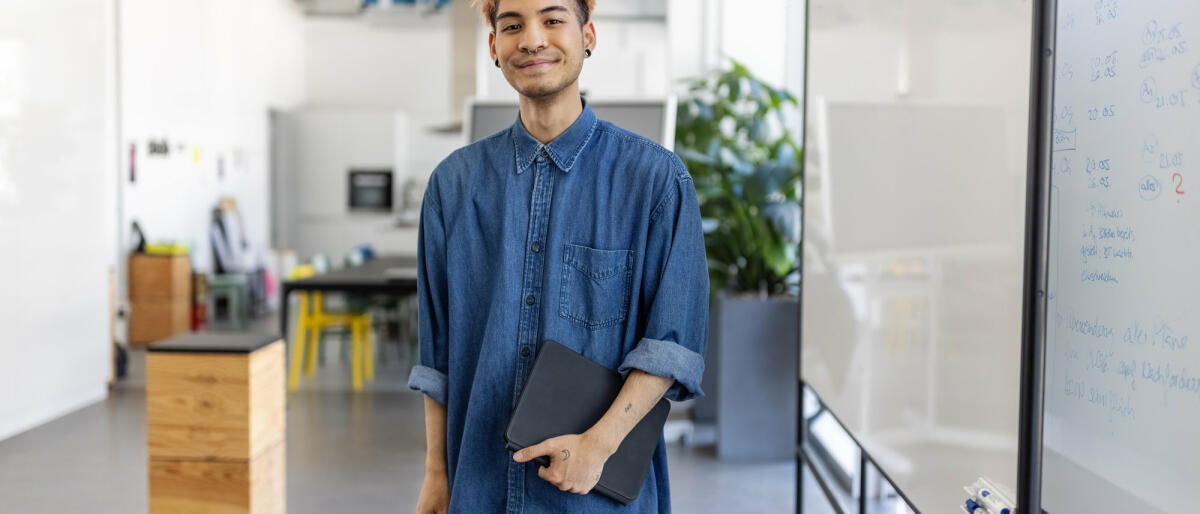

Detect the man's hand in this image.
[415,467,449,514]
[513,431,616,494]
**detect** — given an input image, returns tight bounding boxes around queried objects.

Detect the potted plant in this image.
[675,59,802,461]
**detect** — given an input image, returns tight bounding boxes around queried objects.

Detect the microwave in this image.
[348,169,393,212]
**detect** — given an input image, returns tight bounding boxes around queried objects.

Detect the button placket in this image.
[508,148,556,512]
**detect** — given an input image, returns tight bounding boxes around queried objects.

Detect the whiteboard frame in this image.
[796,0,1059,513]
[1016,0,1056,513]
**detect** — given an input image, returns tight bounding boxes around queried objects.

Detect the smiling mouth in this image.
[519,59,557,71]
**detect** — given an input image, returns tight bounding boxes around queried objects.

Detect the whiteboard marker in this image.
[964,498,985,514]
[972,479,1014,514]
[963,484,1007,514]
[979,477,1016,510]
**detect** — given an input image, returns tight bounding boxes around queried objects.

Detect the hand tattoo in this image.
[561,449,570,461]
[624,402,632,413]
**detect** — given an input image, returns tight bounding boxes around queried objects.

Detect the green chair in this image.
[208,273,249,330]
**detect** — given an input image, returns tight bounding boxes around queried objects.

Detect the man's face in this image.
[489,0,594,99]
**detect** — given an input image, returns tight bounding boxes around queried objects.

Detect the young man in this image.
[409,0,708,511]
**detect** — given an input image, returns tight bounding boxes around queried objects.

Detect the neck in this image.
[517,83,584,144]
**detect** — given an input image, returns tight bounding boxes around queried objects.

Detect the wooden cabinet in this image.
[129,253,193,345]
[147,334,285,514]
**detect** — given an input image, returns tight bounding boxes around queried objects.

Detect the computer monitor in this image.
[465,97,677,151]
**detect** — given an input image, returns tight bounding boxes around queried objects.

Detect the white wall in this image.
[118,0,306,278]
[304,16,453,121]
[295,15,462,260]
[276,107,423,259]
[0,0,115,441]
[720,0,789,87]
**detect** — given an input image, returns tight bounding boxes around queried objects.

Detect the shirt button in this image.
[521,347,531,358]
[531,243,541,253]
[525,295,535,305]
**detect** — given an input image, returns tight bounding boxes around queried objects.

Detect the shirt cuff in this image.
[618,337,706,401]
[407,365,448,405]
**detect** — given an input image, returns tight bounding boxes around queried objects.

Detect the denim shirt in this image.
[408,99,709,513]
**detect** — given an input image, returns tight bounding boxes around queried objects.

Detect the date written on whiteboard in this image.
[1085,157,1112,174]
[1139,20,1186,69]
[1158,152,1184,169]
[1094,0,1118,26]
[1090,51,1120,82]
[1139,77,1188,109]
[1087,105,1116,120]
[1086,157,1112,189]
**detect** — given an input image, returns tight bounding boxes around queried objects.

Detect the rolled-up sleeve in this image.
[407,183,450,405]
[618,166,710,401]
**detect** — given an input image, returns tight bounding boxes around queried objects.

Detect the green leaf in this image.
[675,57,804,296]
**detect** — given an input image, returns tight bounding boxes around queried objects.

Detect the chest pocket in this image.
[559,243,634,330]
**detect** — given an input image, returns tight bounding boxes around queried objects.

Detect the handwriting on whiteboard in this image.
[1139,20,1187,69]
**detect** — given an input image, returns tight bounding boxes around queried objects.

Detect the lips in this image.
[518,59,557,71]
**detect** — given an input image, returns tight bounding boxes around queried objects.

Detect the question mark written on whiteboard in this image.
[1172,172,1184,202]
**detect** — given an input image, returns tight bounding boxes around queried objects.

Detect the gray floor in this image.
[0,327,810,513]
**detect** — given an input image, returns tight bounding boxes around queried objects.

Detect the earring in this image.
[584,49,592,58]
[495,59,500,67]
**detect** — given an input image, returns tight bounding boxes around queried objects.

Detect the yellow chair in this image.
[287,265,375,392]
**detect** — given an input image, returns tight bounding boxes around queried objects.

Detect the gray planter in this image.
[697,292,798,461]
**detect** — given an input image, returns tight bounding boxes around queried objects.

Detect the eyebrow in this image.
[496,5,571,22]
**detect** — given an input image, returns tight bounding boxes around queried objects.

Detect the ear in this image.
[582,21,596,54]
[488,30,498,63]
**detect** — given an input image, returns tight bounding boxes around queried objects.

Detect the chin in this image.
[518,82,563,98]
[513,76,568,99]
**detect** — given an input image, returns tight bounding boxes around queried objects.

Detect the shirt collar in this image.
[511,97,598,174]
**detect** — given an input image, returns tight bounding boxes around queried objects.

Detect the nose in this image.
[519,24,547,54]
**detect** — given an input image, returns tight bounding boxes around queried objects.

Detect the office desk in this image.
[279,256,419,340]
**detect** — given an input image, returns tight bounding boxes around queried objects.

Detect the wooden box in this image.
[130,253,192,301]
[129,253,193,345]
[147,334,286,514]
[148,441,285,514]
[129,299,192,346]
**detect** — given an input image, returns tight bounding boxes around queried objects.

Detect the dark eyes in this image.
[502,19,563,32]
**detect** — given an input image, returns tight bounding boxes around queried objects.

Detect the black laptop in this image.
[504,340,671,505]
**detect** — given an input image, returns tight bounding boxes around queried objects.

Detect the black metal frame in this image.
[800,384,921,513]
[796,0,1058,512]
[796,0,811,509]
[1017,0,1055,513]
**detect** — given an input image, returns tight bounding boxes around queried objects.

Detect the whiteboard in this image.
[0,0,114,439]
[800,0,1032,510]
[1042,1,1200,513]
